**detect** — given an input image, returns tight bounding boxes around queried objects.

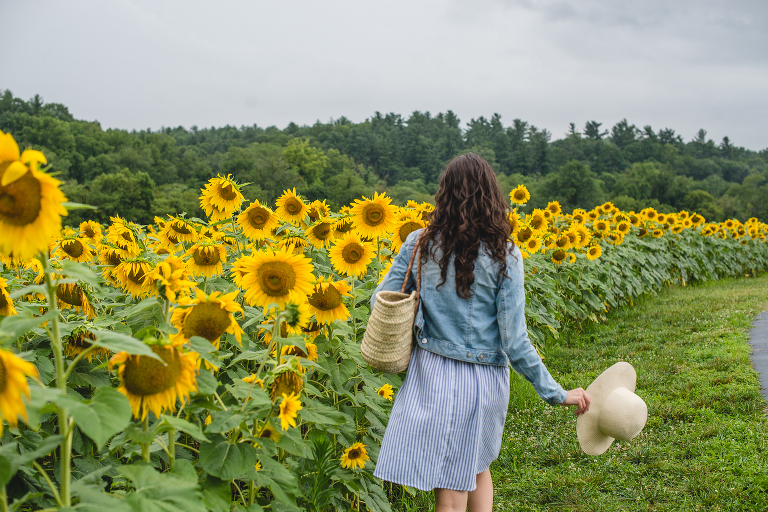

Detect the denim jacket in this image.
[372,229,567,405]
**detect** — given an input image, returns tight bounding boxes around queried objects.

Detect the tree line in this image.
[2,90,766,226]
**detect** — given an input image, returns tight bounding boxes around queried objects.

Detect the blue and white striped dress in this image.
[373,344,510,492]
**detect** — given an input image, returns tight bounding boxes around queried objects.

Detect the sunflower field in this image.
[0,129,768,512]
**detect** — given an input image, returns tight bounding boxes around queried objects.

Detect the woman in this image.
[371,153,591,512]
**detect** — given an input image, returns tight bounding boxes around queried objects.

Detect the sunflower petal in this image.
[0,161,29,186]
[20,149,47,171]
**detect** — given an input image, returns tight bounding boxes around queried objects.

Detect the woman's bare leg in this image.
[435,488,468,512]
[467,470,493,512]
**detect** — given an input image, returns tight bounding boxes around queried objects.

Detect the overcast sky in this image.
[3,0,767,149]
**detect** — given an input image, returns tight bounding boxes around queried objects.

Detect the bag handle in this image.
[400,231,423,294]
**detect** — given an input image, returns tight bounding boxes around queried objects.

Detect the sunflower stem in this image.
[62,345,98,380]
[42,261,72,507]
[0,486,8,512]
[142,415,150,463]
[375,237,381,282]
[32,461,63,508]
[250,312,283,393]
[168,428,176,469]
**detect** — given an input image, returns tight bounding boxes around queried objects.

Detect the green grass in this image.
[393,274,768,511]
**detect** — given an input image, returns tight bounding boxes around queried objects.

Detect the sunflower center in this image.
[312,223,333,240]
[398,222,422,242]
[531,216,545,230]
[56,284,84,307]
[122,346,182,396]
[0,357,5,393]
[248,207,271,229]
[553,249,566,262]
[0,170,42,226]
[285,198,303,215]
[259,261,296,296]
[517,228,533,244]
[63,240,85,258]
[362,204,385,226]
[193,247,221,266]
[556,236,568,248]
[68,330,96,350]
[83,225,96,238]
[182,302,231,341]
[348,448,361,459]
[260,427,273,439]
[342,243,364,263]
[218,182,237,201]
[308,208,321,222]
[309,284,342,311]
[172,222,192,235]
[0,292,7,310]
[106,252,123,266]
[128,266,147,285]
[513,190,527,201]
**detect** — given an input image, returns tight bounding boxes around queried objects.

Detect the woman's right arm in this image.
[496,247,568,406]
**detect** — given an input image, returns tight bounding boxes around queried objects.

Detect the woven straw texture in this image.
[361,290,418,373]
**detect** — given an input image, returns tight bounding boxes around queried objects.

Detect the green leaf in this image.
[120,463,206,512]
[62,201,98,210]
[55,388,131,448]
[188,336,221,368]
[91,330,163,361]
[61,260,101,287]
[196,369,219,395]
[255,454,299,508]
[301,398,347,426]
[159,415,209,442]
[119,297,160,319]
[204,410,248,434]
[0,310,57,345]
[199,437,256,480]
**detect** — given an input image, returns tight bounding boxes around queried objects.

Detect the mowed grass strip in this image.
[394,274,768,511]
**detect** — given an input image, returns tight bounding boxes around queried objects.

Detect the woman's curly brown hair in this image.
[417,153,513,298]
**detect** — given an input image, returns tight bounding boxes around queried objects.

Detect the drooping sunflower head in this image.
[652,229,664,238]
[57,237,94,263]
[0,347,39,433]
[161,216,199,245]
[276,188,308,225]
[170,289,244,347]
[150,257,197,302]
[340,442,369,470]
[79,220,103,247]
[56,282,95,318]
[106,216,141,258]
[0,133,68,261]
[691,213,705,227]
[586,244,602,261]
[350,192,397,239]
[98,245,125,282]
[305,218,337,249]
[555,234,571,250]
[269,370,304,401]
[0,277,18,317]
[114,259,156,298]
[200,174,244,221]
[516,226,534,245]
[237,200,279,241]
[333,216,355,237]
[328,233,375,277]
[551,249,567,265]
[508,211,521,236]
[277,233,309,255]
[308,277,352,325]
[390,213,425,253]
[184,241,227,278]
[232,248,315,309]
[307,200,330,223]
[572,224,591,248]
[510,185,530,205]
[64,328,110,362]
[110,343,199,420]
[605,231,624,245]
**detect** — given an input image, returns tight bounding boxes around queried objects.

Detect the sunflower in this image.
[0,132,67,260]
[110,343,198,420]
[98,245,125,282]
[170,289,244,348]
[691,213,705,227]
[524,237,542,254]
[278,392,302,430]
[0,348,38,434]
[572,224,591,248]
[599,202,614,214]
[350,192,398,239]
[161,217,199,245]
[509,211,521,237]
[270,371,304,400]
[276,188,308,225]
[329,233,375,277]
[305,218,337,249]
[56,282,95,318]
[515,226,534,245]
[528,210,548,234]
[594,220,609,232]
[243,373,264,388]
[114,259,156,298]
[334,216,355,237]
[257,420,283,442]
[57,237,94,263]
[586,210,599,221]
[79,220,103,248]
[340,442,369,470]
[233,248,314,309]
[616,221,631,235]
[200,174,244,221]
[377,384,394,401]
[306,200,331,224]
[551,249,567,265]
[391,213,425,253]
[586,245,602,261]
[308,278,352,325]
[510,185,530,205]
[572,209,587,223]
[184,241,227,278]
[554,234,571,250]
[237,200,279,241]
[64,328,110,362]
[0,277,17,316]
[604,231,624,246]
[546,201,562,216]
[652,229,664,238]
[106,216,141,258]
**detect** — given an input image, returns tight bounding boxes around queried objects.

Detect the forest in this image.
[1,89,766,225]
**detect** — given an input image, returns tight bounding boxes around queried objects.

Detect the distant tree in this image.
[584,121,608,141]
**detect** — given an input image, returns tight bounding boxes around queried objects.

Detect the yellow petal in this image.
[1,161,29,186]
[0,132,20,163]
[20,149,47,171]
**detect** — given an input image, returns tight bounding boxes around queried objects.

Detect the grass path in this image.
[398,274,768,511]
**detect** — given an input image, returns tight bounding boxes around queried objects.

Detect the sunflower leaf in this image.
[0,310,57,346]
[61,260,101,288]
[118,297,160,320]
[61,201,98,210]
[159,415,209,442]
[199,437,256,480]
[55,388,132,449]
[91,330,163,361]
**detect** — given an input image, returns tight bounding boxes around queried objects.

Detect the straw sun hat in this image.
[577,362,648,455]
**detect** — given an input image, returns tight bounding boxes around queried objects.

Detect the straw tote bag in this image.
[361,234,423,373]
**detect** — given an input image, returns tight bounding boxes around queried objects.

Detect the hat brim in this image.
[577,361,637,455]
